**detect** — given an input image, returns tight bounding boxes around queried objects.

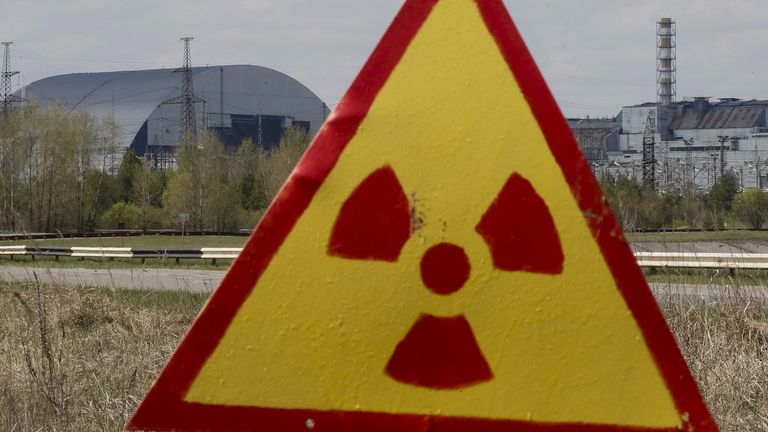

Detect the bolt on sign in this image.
[128,0,717,431]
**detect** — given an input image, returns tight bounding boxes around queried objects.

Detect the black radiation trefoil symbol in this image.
[327,165,563,389]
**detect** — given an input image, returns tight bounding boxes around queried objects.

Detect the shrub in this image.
[732,189,768,229]
[100,202,142,230]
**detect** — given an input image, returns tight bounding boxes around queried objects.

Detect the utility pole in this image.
[717,135,729,178]
[642,110,656,189]
[1,42,21,115]
[683,139,694,194]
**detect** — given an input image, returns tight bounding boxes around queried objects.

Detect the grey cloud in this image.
[3,0,768,116]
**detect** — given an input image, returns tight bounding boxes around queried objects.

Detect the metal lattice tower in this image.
[179,37,196,138]
[162,37,205,144]
[657,18,676,106]
[1,42,20,115]
[717,135,729,177]
[642,110,657,188]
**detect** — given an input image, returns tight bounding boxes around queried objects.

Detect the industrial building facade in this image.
[570,17,768,192]
[19,64,329,169]
[578,99,768,192]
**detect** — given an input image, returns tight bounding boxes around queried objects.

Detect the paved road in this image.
[650,281,767,303]
[1,266,766,303]
[0,266,224,293]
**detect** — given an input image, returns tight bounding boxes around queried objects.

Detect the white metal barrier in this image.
[200,248,241,259]
[2,246,768,269]
[634,251,768,269]
[71,247,133,258]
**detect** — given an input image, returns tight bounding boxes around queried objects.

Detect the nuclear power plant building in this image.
[19,65,329,168]
[578,99,768,192]
[570,18,768,191]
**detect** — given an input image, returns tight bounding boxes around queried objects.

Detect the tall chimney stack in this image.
[657,18,676,107]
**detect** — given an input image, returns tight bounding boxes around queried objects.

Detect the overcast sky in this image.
[2,0,767,118]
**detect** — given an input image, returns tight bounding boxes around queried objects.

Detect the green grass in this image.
[627,230,768,243]
[8,231,768,249]
[19,231,768,246]
[1,234,248,249]
[100,286,210,312]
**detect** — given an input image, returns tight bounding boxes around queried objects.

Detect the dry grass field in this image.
[658,287,768,431]
[1,280,766,431]
[0,282,206,431]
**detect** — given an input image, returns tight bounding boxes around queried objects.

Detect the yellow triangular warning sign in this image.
[128,0,717,431]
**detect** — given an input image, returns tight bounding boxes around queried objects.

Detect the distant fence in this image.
[2,246,768,269]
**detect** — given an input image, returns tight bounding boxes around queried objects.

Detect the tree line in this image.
[599,170,768,231]
[0,104,309,233]
[4,103,768,234]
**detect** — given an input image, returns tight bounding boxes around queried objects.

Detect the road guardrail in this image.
[0,246,241,264]
[2,246,768,269]
[633,251,768,269]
